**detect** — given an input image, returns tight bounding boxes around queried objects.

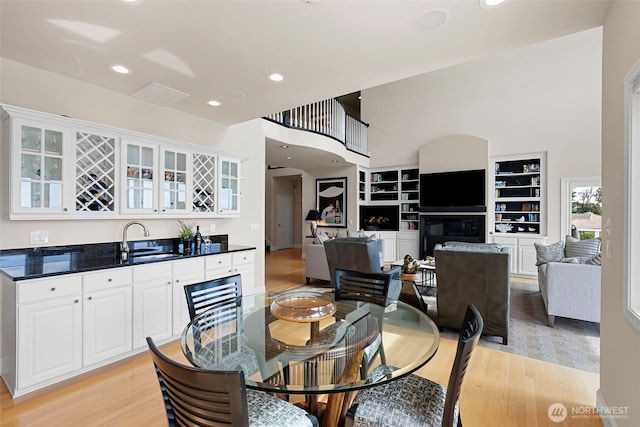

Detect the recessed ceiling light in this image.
[286,156,293,160]
[331,160,339,163]
[269,73,284,82]
[207,100,221,107]
[121,0,143,3]
[480,0,508,9]
[280,145,289,149]
[414,9,449,31]
[110,64,130,74]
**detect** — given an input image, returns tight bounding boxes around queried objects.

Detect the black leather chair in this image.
[345,304,484,427]
[146,337,318,427]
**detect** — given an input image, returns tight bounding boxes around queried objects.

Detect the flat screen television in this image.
[419,169,486,212]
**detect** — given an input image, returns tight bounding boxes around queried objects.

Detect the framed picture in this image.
[316,177,347,228]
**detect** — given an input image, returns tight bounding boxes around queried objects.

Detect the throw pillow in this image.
[315,231,330,245]
[565,236,601,258]
[534,241,565,266]
[347,230,363,238]
[586,251,602,266]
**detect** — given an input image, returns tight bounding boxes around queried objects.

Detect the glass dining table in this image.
[181,289,439,427]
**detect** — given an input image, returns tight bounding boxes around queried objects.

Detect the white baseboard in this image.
[597,389,619,427]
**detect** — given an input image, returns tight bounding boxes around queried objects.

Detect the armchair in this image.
[435,242,511,344]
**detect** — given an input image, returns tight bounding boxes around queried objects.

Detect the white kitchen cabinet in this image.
[120,138,160,215]
[82,268,133,366]
[160,147,191,214]
[218,157,241,214]
[172,258,205,335]
[74,127,118,215]
[232,250,257,294]
[132,263,173,349]
[204,251,258,294]
[15,275,83,391]
[204,253,234,280]
[2,107,75,218]
[2,104,247,220]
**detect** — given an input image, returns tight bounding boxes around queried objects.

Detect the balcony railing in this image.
[264,98,368,156]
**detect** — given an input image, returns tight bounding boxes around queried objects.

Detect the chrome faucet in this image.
[121,221,150,261]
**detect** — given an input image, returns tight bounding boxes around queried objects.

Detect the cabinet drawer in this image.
[18,275,83,305]
[205,253,232,271]
[173,258,205,276]
[83,267,132,293]
[132,262,173,283]
[232,250,255,266]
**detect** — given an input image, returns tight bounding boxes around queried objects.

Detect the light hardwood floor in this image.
[0,248,601,426]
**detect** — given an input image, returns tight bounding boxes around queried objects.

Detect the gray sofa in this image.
[534,237,601,327]
[537,262,601,327]
[435,241,511,344]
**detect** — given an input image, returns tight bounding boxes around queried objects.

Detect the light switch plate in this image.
[30,230,49,245]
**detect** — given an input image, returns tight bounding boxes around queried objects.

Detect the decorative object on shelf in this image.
[316,177,347,228]
[305,209,322,237]
[496,223,513,233]
[178,219,196,254]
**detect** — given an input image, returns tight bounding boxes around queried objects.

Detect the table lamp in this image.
[305,209,322,237]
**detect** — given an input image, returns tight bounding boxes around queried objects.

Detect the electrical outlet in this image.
[210,223,216,232]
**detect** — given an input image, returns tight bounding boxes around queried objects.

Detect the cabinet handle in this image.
[154,209,158,212]
[167,281,171,285]
[108,278,112,282]
[63,208,68,212]
[176,279,180,283]
[87,296,93,300]
[50,287,56,292]
[74,299,79,303]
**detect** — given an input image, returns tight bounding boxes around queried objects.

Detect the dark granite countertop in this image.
[0,235,256,281]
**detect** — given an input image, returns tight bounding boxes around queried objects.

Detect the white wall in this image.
[0,57,266,282]
[600,1,640,425]
[363,27,603,243]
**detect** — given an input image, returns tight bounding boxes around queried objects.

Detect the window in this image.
[624,59,640,331]
[561,179,602,240]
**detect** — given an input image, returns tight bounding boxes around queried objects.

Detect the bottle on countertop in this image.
[195,226,202,254]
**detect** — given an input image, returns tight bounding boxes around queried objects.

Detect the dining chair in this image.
[183,274,286,392]
[344,304,484,427]
[333,268,393,379]
[184,273,243,320]
[146,337,318,427]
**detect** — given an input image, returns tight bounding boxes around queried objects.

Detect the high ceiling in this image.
[1,0,611,127]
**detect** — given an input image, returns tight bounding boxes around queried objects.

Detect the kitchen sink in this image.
[129,253,182,263]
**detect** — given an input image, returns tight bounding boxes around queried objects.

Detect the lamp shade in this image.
[305,210,322,221]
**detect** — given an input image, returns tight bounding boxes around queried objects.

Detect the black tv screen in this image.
[419,169,486,212]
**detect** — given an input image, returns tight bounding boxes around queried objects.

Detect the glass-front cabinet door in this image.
[219,157,240,214]
[75,130,117,214]
[121,139,159,214]
[12,119,73,214]
[160,147,190,214]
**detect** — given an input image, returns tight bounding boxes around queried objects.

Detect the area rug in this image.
[290,280,600,373]
[423,282,600,373]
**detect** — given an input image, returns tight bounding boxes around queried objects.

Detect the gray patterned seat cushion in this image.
[247,390,317,426]
[349,372,459,427]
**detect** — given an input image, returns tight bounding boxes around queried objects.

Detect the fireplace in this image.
[419,215,486,259]
[359,205,399,231]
